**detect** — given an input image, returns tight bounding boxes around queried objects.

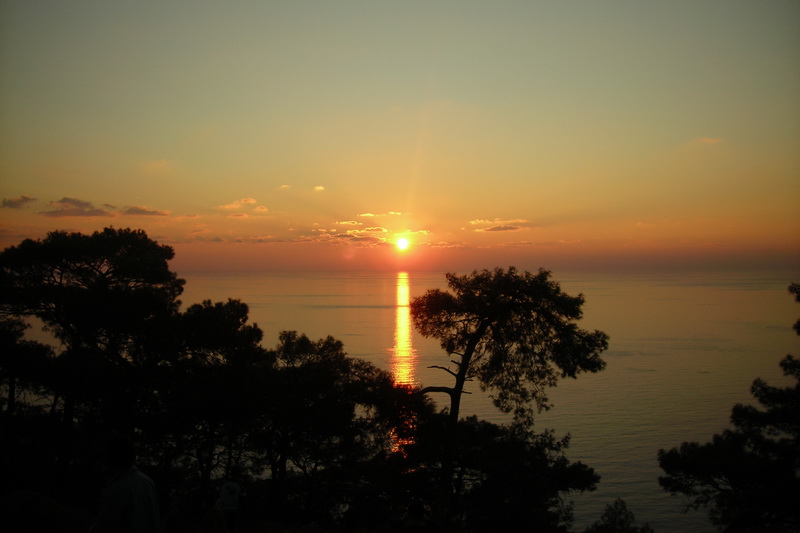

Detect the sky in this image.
[1,1,798,273]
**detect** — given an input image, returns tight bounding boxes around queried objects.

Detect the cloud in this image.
[279,185,291,190]
[254,205,269,213]
[41,197,113,217]
[219,198,257,210]
[469,218,529,226]
[122,206,170,216]
[141,159,173,176]
[1,195,37,208]
[314,186,325,192]
[469,218,531,232]
[480,225,523,232]
[363,227,388,233]
[694,137,724,145]
[336,220,362,226]
[358,211,403,217]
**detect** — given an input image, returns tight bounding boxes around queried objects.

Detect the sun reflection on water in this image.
[391,271,417,386]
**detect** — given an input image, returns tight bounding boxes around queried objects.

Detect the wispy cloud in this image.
[41,197,113,217]
[141,159,173,176]
[358,211,403,217]
[219,198,257,210]
[122,206,170,216]
[469,218,529,226]
[314,186,325,192]
[1,195,37,208]
[336,220,362,226]
[469,217,531,232]
[694,137,724,145]
[478,225,525,232]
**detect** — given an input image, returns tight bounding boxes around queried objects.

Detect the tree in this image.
[658,284,800,532]
[584,499,653,533]
[0,317,53,418]
[254,330,404,522]
[410,267,608,425]
[0,227,185,468]
[458,418,600,532]
[148,299,274,487]
[410,267,608,522]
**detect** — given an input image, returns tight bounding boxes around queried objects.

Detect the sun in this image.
[395,237,410,251]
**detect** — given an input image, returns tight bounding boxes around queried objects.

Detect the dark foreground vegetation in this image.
[0,227,796,532]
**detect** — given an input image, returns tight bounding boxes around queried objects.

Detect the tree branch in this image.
[418,386,455,397]
[428,365,457,378]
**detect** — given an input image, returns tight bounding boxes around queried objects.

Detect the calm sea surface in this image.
[178,269,798,533]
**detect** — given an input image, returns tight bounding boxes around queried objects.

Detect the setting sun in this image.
[396,238,410,251]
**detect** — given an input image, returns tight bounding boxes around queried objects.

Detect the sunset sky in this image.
[2,1,798,273]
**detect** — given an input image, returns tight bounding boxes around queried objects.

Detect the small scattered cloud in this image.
[479,225,524,232]
[358,211,402,217]
[1,195,37,209]
[122,206,170,216]
[469,218,531,232]
[469,218,529,226]
[253,205,269,213]
[141,159,172,176]
[219,198,257,210]
[41,197,113,217]
[336,220,362,226]
[228,213,249,219]
[363,227,388,233]
[694,137,724,145]
[279,185,291,190]
[314,186,325,192]
[235,235,279,243]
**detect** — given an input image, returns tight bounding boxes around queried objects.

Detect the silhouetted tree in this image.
[410,267,608,517]
[145,299,273,487]
[0,317,53,418]
[458,418,599,532]
[0,228,184,479]
[584,499,654,533]
[658,284,800,532]
[254,330,406,523]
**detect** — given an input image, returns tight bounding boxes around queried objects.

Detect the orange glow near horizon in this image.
[391,271,417,385]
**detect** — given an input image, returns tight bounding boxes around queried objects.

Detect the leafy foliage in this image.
[584,499,653,533]
[411,266,608,421]
[658,284,800,532]
[0,230,611,532]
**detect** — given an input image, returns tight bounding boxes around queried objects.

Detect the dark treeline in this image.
[1,227,796,532]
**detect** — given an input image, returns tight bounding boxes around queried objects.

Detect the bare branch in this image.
[418,386,455,397]
[428,365,457,378]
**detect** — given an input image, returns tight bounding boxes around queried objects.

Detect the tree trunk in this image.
[436,319,490,523]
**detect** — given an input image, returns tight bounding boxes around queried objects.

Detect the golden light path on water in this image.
[391,271,417,386]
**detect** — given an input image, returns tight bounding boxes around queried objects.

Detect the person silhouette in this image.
[90,435,160,533]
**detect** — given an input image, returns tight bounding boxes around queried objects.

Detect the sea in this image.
[177,268,798,533]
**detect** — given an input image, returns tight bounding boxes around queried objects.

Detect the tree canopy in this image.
[410,266,609,423]
[658,284,800,532]
[0,230,619,532]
